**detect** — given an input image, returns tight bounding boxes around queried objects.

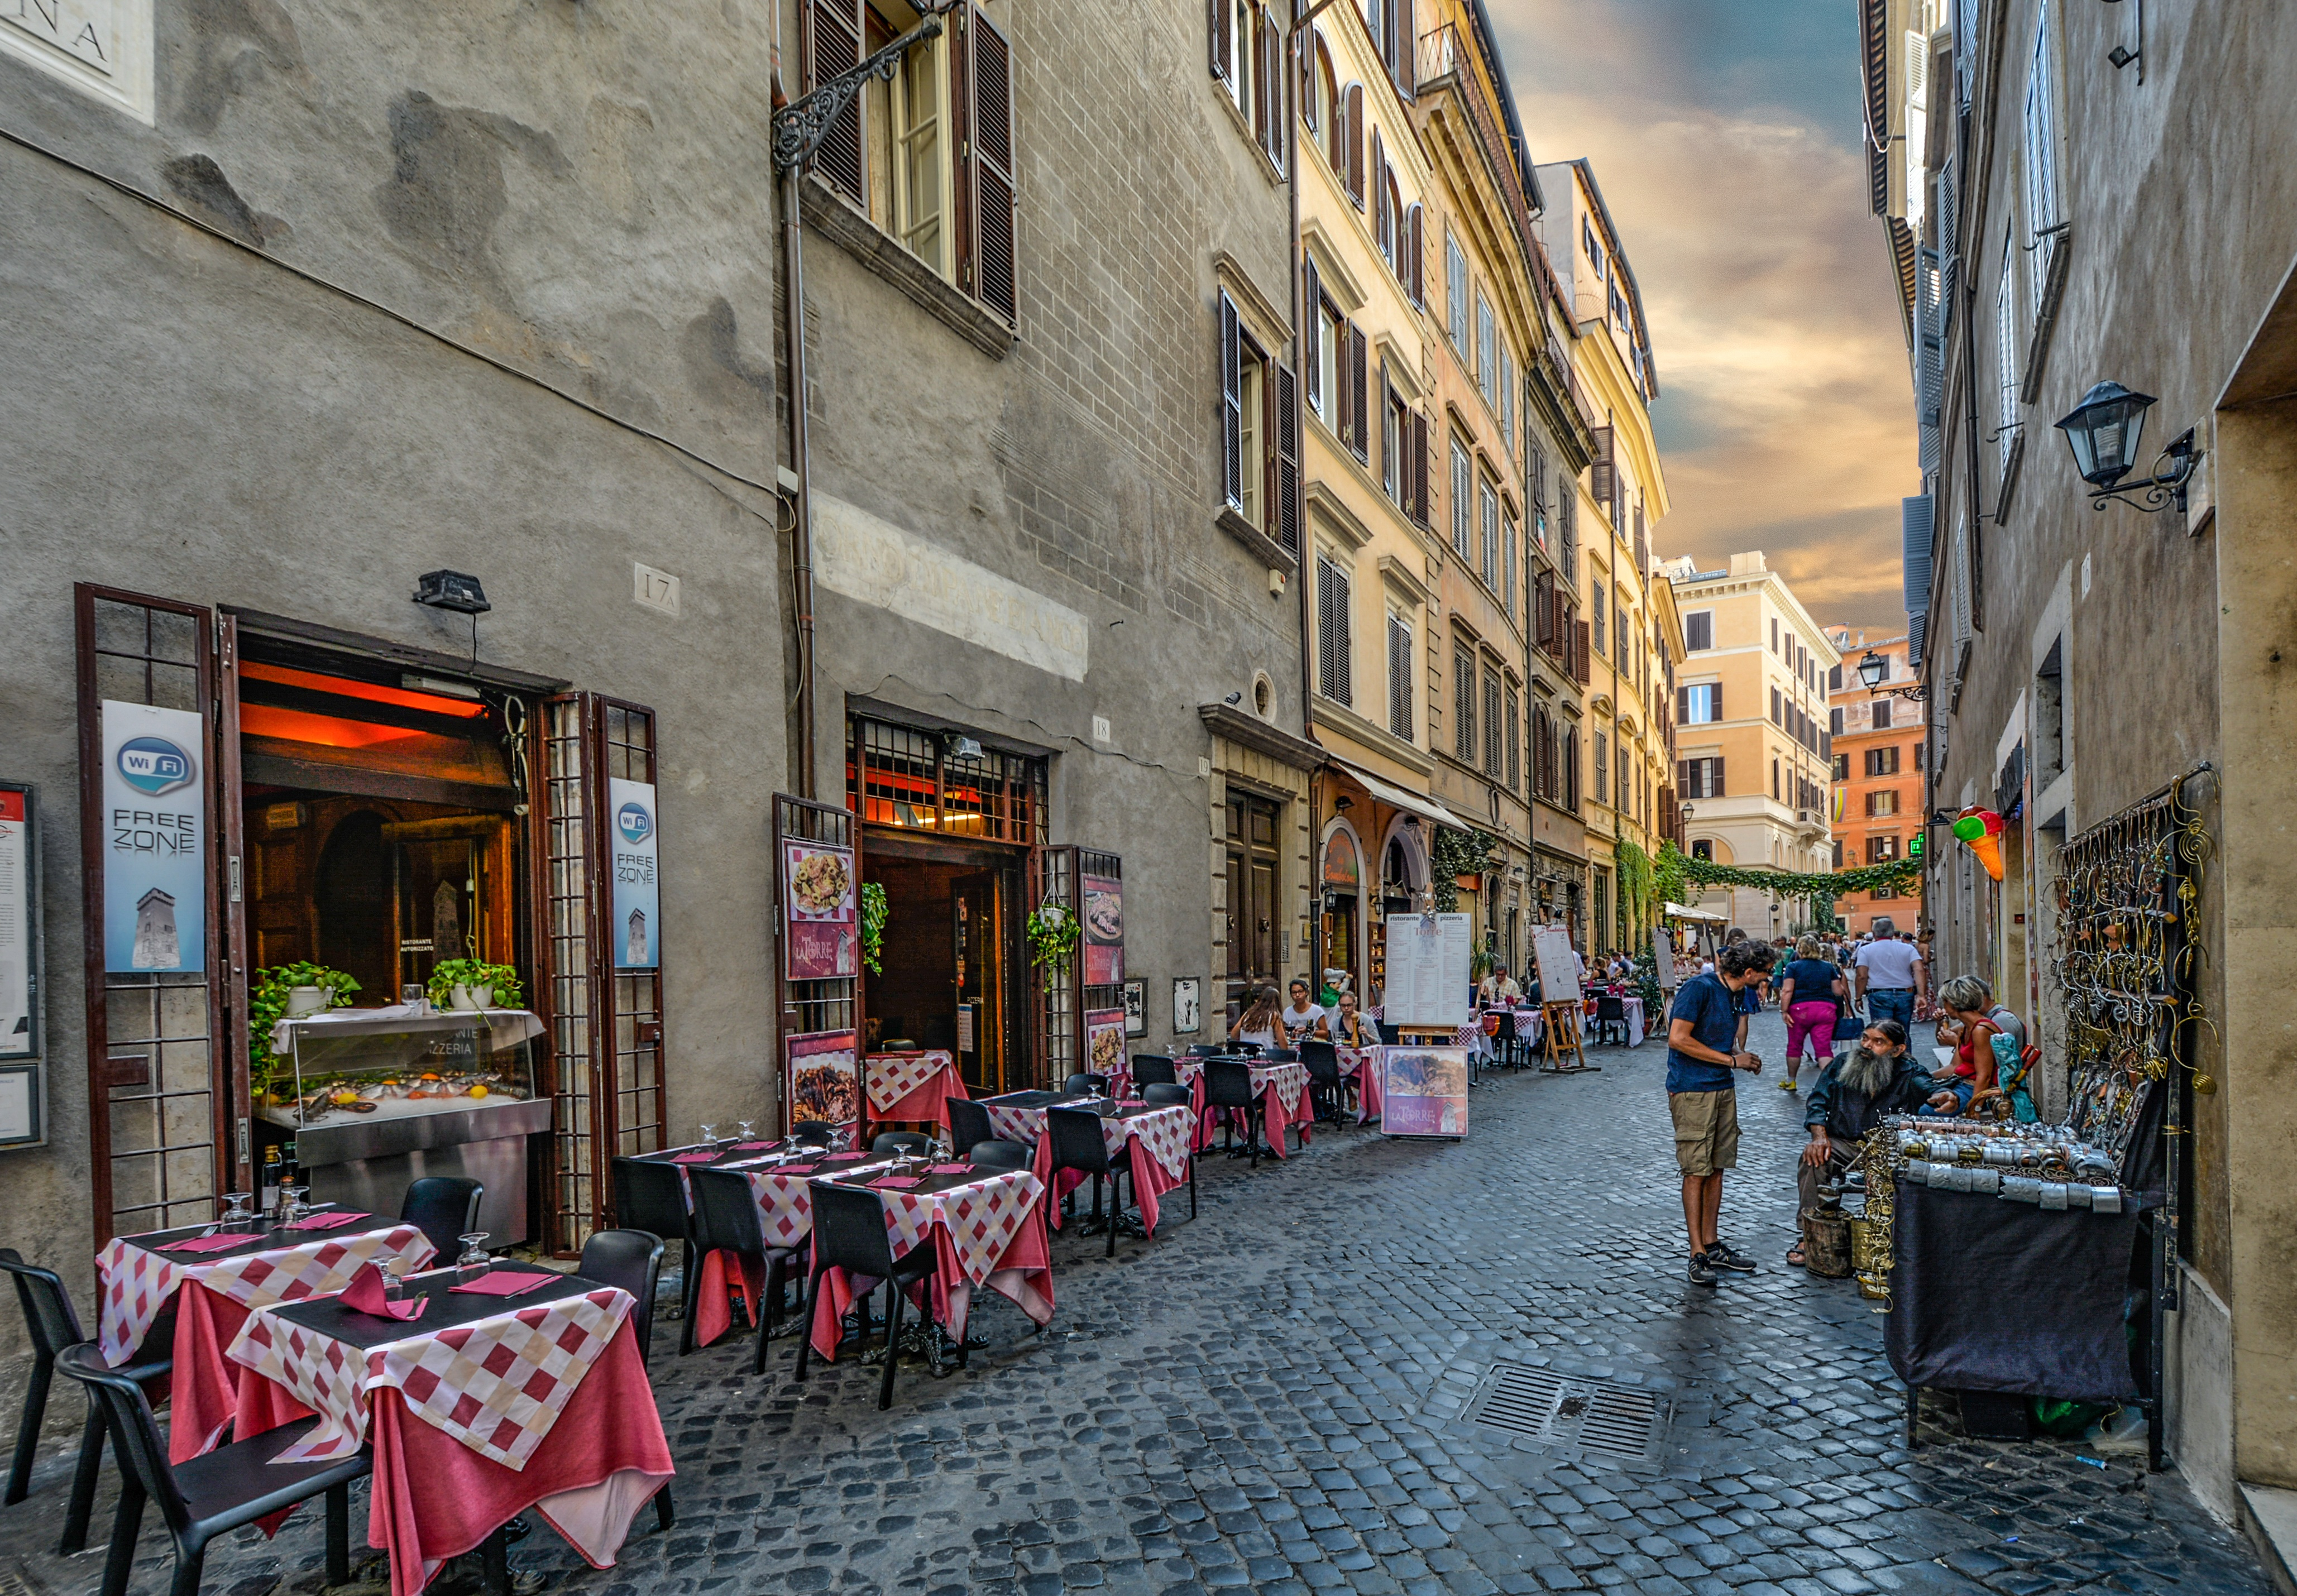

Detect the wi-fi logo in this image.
[616,801,653,844]
[117,735,196,797]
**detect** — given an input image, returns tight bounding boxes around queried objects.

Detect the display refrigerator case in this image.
[258,1006,551,1245]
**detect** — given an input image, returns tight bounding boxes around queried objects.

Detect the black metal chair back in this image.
[968,1139,1031,1171]
[1378,1020,1402,1044]
[1045,1108,1112,1179]
[577,1229,664,1369]
[872,1132,931,1157]
[1140,1083,1191,1108]
[791,1119,837,1147]
[613,1157,691,1239]
[690,1167,766,1259]
[1061,1073,1109,1096]
[947,1097,994,1154]
[1131,1055,1178,1088]
[1203,1059,1255,1110]
[400,1176,483,1263]
[808,1181,904,1281]
[1262,1046,1299,1062]
[1298,1041,1342,1121]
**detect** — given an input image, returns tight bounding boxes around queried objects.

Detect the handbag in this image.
[1831,1002,1865,1043]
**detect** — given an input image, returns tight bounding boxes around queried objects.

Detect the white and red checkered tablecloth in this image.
[228,1284,635,1469]
[1106,1104,1191,1182]
[1171,1060,1312,1156]
[96,1223,437,1368]
[808,1168,1054,1358]
[865,1050,968,1124]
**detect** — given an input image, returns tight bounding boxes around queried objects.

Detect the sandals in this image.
[1785,1243,1808,1268]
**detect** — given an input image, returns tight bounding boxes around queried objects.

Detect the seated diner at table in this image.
[1278,979,1325,1044]
[1475,964,1522,1007]
[1229,985,1281,1049]
[1315,989,1374,1048]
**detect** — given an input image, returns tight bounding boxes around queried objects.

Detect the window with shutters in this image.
[1479,669,1502,777]
[1559,486,1577,582]
[1618,743,1630,816]
[1476,293,1496,410]
[1310,36,1336,146]
[1530,447,1548,548]
[1831,706,1845,736]
[1446,230,1469,352]
[1237,346,1265,529]
[1868,835,1900,863]
[1995,231,2021,481]
[1380,364,1399,500]
[1590,584,1606,655]
[1864,745,1901,777]
[1678,757,1723,800]
[1453,648,1477,764]
[1504,683,1520,792]
[1771,759,1781,801]
[1867,789,1899,817]
[1614,589,1629,664]
[812,0,1013,325]
[1312,298,1341,420]
[1832,752,1850,781]
[2021,2,2063,314]
[1386,615,1414,740]
[1402,205,1424,305]
[1342,83,1366,205]
[1450,440,1471,557]
[1479,476,1499,590]
[1872,697,1893,730]
[1593,730,1609,804]
[1564,728,1581,808]
[1684,610,1712,651]
[1317,559,1353,705]
[1679,683,1720,723]
[1216,290,1298,554]
[1502,511,1518,620]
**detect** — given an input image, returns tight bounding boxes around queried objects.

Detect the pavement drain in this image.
[1462,1362,1673,1472]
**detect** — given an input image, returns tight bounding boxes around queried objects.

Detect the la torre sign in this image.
[1,0,152,123]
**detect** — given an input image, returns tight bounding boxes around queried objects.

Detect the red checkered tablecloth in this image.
[1173,1058,1307,1114]
[879,1169,1040,1288]
[1105,1105,1192,1181]
[227,1285,635,1468]
[96,1224,437,1368]
[865,1050,957,1113]
[808,1169,1054,1359]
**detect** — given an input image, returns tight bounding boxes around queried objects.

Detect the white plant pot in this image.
[470,985,494,1010]
[449,984,474,1011]
[286,986,330,1018]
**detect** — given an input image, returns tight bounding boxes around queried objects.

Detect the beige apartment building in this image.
[1823,626,1922,936]
[1535,158,1674,956]
[1664,552,1841,936]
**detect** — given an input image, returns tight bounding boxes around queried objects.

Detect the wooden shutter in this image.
[1263,15,1285,167]
[805,0,865,203]
[1347,323,1368,463]
[1209,0,1231,81]
[1409,409,1428,525]
[957,3,1016,324]
[1387,616,1412,739]
[1344,84,1365,205]
[1303,261,1322,406]
[1394,0,1414,90]
[1676,686,1688,723]
[1218,290,1243,510]
[1370,127,1387,252]
[1406,205,1424,304]
[1275,360,1301,555]
[1588,423,1614,506]
[1575,620,1591,686]
[1712,758,1725,797]
[76,586,236,1243]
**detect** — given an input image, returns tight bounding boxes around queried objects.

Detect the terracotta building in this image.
[1822,627,1921,935]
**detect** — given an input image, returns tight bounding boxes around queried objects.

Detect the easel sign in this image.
[1531,923,1594,1075]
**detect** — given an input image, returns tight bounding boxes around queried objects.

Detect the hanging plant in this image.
[1659,840,1923,910]
[1026,903,1080,972]
[859,882,888,977]
[249,962,361,1098]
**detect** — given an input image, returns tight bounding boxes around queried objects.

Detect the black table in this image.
[266,1262,593,1346]
[1884,1180,2141,1440]
[130,1210,412,1267]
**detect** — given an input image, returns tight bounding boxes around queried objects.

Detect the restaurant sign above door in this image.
[101,701,205,973]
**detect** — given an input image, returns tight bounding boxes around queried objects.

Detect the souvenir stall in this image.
[1856,785,2207,1463]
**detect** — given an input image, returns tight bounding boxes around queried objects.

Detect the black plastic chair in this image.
[3,1249,173,1555]
[576,1229,673,1534]
[1203,1060,1267,1166]
[400,1176,484,1266]
[947,1097,994,1156]
[793,1182,940,1409]
[872,1132,931,1157]
[1139,1085,1199,1220]
[1298,1041,1344,1126]
[690,1168,802,1375]
[1184,1044,1223,1058]
[614,1156,703,1356]
[1131,1055,1178,1090]
[1263,1046,1300,1062]
[1046,1108,1131,1258]
[790,1120,837,1148]
[1595,995,1628,1046]
[968,1139,1032,1172]
[1061,1073,1108,1097]
[1491,1009,1521,1070]
[58,1342,369,1596]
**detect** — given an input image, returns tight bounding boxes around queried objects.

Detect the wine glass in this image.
[401,983,427,1015]
[736,1120,757,1146]
[281,1185,310,1225]
[455,1233,491,1285]
[382,1257,411,1308]
[221,1192,255,1230]
[697,1124,717,1154]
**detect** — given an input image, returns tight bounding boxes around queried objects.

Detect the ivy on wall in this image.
[1428,825,1502,914]
[1661,840,1922,914]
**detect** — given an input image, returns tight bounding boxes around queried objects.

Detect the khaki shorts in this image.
[1670,1089,1740,1176]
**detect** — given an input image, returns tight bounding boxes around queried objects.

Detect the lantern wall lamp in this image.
[2052,380,2200,514]
[1855,649,1928,703]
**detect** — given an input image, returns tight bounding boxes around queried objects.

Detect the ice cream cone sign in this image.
[1951,806,2006,881]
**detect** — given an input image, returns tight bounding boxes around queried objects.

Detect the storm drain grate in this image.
[1465,1364,1669,1464]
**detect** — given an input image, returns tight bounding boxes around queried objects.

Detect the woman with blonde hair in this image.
[1776,934,1848,1093]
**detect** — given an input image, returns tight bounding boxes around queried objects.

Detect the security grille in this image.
[1465,1364,1668,1465]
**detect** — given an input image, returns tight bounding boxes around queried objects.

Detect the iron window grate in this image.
[1465,1364,1668,1464]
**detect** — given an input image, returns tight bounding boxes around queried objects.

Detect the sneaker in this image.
[1778,1079,1798,1092]
[1687,1254,1719,1287]
[1702,1243,1758,1274]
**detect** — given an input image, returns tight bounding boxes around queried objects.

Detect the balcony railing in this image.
[1417,26,1534,271]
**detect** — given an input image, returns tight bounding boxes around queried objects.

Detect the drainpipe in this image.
[781,156,819,802]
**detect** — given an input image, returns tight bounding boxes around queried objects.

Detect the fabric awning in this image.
[1328,759,1466,832]
[1663,900,1729,923]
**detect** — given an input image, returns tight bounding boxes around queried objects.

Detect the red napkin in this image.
[158,1232,250,1255]
[339,1262,428,1320]
[929,1163,974,1175]
[735,1141,776,1151]
[868,1175,923,1190]
[822,1152,865,1163]
[285,1210,367,1231]
[777,1163,821,1176]
[670,1152,719,1164]
[449,1270,553,1298]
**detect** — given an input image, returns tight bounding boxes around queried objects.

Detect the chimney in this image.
[1727,551,1767,576]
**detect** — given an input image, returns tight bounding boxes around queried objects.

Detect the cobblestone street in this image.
[4,1011,2272,1596]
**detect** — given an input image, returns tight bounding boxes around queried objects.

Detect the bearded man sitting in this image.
[1787,1019,1969,1269]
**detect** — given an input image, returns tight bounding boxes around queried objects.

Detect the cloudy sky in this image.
[1488,0,1917,632]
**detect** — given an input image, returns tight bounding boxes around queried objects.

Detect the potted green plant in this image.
[427,959,525,1012]
[249,962,361,1103]
[1026,903,1079,973]
[860,882,888,977]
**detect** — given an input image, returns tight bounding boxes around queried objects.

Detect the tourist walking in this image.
[1664,942,1765,1286]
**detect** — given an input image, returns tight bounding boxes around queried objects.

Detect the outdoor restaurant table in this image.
[1170,1057,1312,1156]
[225,1262,672,1596]
[93,1211,438,1463]
[978,1094,1191,1228]
[865,1048,968,1127]
[661,1145,889,1346]
[1884,1179,2143,1410]
[1334,1044,1383,1123]
[805,1164,1055,1360]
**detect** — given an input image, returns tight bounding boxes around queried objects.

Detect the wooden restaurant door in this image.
[951,868,1007,1094]
[1224,790,1281,1025]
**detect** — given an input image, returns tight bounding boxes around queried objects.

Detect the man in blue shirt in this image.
[1668,942,1765,1286]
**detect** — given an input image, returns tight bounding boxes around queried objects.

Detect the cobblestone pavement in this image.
[4,1009,2272,1596]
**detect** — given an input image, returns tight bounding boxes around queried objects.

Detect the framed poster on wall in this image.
[101,701,206,974]
[786,1028,859,1133]
[782,839,856,980]
[1172,977,1202,1035]
[1122,979,1146,1037]
[1082,871,1123,986]
[608,778,660,969]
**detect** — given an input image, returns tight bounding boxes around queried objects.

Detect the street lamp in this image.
[1855,649,1927,703]
[2052,380,2199,513]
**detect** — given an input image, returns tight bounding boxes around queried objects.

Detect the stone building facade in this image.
[1822,627,1921,936]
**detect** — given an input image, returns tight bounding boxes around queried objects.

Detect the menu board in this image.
[1381,913,1471,1029]
[1380,1044,1469,1138]
[1652,928,1679,994]
[786,1028,859,1129]
[782,840,856,981]
[1082,874,1123,986]
[1533,924,1582,1004]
